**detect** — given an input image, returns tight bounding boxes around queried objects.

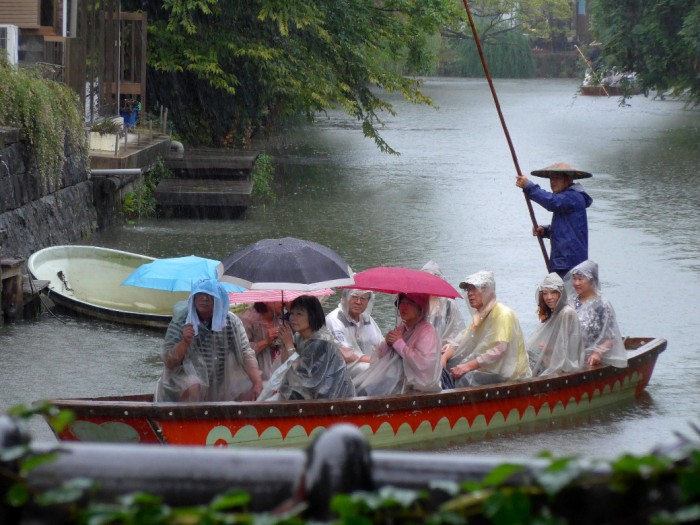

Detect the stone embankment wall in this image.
[0,127,98,260]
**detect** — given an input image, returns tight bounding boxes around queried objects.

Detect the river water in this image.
[1,78,699,459]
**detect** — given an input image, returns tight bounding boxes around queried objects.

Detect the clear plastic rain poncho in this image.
[570,260,628,368]
[526,273,583,376]
[354,293,442,396]
[421,261,468,347]
[238,304,283,381]
[278,327,355,400]
[155,279,259,402]
[325,289,382,379]
[448,271,531,387]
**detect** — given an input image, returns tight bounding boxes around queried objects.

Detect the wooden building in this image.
[0,0,147,122]
[573,0,592,45]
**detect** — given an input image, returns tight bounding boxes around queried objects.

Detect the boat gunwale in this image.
[46,337,665,420]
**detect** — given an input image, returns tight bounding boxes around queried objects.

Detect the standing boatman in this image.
[515,162,593,279]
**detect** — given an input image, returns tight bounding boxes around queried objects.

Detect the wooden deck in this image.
[155,179,253,207]
[157,150,257,218]
[165,151,258,179]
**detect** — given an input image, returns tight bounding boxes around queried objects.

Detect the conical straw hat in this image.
[531,162,592,179]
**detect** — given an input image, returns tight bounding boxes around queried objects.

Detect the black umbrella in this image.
[217,237,355,291]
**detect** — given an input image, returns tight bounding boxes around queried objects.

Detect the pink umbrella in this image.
[341,267,461,298]
[228,288,334,305]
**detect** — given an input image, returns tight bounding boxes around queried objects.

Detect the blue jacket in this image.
[523,181,593,273]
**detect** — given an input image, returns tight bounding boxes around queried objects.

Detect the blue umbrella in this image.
[122,255,245,293]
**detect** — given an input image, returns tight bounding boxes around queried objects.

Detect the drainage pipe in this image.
[90,168,142,176]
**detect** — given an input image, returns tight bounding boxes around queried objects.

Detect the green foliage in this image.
[440,0,572,50]
[121,157,172,221]
[517,0,574,44]
[123,0,459,153]
[117,0,584,151]
[90,118,124,136]
[2,404,90,514]
[591,0,700,105]
[0,60,88,188]
[441,29,536,77]
[251,153,276,204]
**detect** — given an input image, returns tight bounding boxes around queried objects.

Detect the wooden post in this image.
[1,258,25,322]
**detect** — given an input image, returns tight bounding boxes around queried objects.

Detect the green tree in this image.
[439,30,536,77]
[125,0,460,153]
[591,0,700,104]
[125,1,573,150]
[441,0,572,49]
[437,0,571,79]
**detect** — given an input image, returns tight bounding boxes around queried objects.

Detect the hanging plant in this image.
[0,60,87,189]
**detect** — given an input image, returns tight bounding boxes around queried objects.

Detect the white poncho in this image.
[156,279,258,402]
[421,261,467,347]
[325,289,382,379]
[570,261,628,368]
[526,273,583,376]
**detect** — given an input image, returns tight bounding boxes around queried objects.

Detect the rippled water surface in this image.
[1,78,699,458]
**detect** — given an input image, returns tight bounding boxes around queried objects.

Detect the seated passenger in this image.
[276,295,355,400]
[325,289,382,379]
[155,279,263,402]
[570,260,627,368]
[421,261,468,389]
[526,273,583,376]
[442,271,531,387]
[421,261,467,348]
[239,301,284,381]
[354,293,442,396]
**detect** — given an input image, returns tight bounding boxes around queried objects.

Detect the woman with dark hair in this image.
[275,295,355,400]
[526,273,582,376]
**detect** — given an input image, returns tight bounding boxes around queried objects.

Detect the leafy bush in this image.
[90,118,124,136]
[0,59,87,188]
[121,157,172,220]
[251,153,276,205]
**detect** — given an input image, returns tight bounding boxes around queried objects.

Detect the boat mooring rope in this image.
[460,0,550,270]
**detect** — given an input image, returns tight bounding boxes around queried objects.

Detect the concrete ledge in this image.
[90,135,171,170]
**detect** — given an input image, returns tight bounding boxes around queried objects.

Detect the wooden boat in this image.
[46,337,665,448]
[580,84,627,96]
[28,245,189,329]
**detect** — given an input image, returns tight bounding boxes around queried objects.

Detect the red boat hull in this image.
[48,337,665,448]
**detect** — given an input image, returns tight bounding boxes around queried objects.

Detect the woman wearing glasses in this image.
[325,289,382,379]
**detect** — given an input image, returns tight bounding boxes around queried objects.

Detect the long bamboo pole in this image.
[574,44,610,97]
[460,0,550,270]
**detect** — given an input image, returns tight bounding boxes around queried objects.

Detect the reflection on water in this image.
[1,78,699,457]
